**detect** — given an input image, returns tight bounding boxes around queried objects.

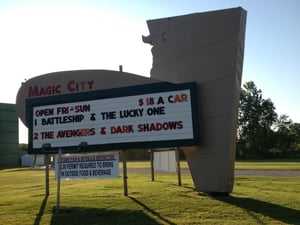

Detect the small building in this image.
[0,103,21,167]
[21,154,45,167]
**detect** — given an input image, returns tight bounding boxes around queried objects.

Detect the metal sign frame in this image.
[26,82,200,154]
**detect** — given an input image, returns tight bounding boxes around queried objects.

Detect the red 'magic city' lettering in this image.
[28,85,61,97]
[67,80,94,92]
[27,80,94,97]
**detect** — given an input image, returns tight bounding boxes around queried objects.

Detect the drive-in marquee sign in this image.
[26,82,200,154]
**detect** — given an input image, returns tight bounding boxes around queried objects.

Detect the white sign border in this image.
[26,82,200,154]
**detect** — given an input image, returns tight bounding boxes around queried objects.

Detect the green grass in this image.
[127,159,300,170]
[235,159,300,170]
[0,167,299,225]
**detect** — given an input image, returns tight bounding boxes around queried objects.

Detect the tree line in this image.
[237,81,300,159]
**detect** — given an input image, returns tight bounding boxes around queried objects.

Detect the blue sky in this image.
[0,0,299,143]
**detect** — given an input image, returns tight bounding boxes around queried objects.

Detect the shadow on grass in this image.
[214,195,300,224]
[33,196,48,225]
[50,206,161,225]
[129,196,176,225]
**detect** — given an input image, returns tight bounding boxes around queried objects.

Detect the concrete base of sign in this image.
[144,7,247,193]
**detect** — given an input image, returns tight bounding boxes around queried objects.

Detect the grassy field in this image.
[127,159,300,170]
[235,159,300,170]
[0,163,299,225]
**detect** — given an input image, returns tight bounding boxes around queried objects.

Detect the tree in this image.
[273,118,300,157]
[238,81,300,159]
[271,114,295,157]
[290,123,300,154]
[237,81,277,158]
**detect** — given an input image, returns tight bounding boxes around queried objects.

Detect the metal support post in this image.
[45,154,50,196]
[150,149,155,181]
[122,149,128,196]
[176,147,182,186]
[56,148,62,214]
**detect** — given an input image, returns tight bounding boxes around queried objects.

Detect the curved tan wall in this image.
[16,70,159,127]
